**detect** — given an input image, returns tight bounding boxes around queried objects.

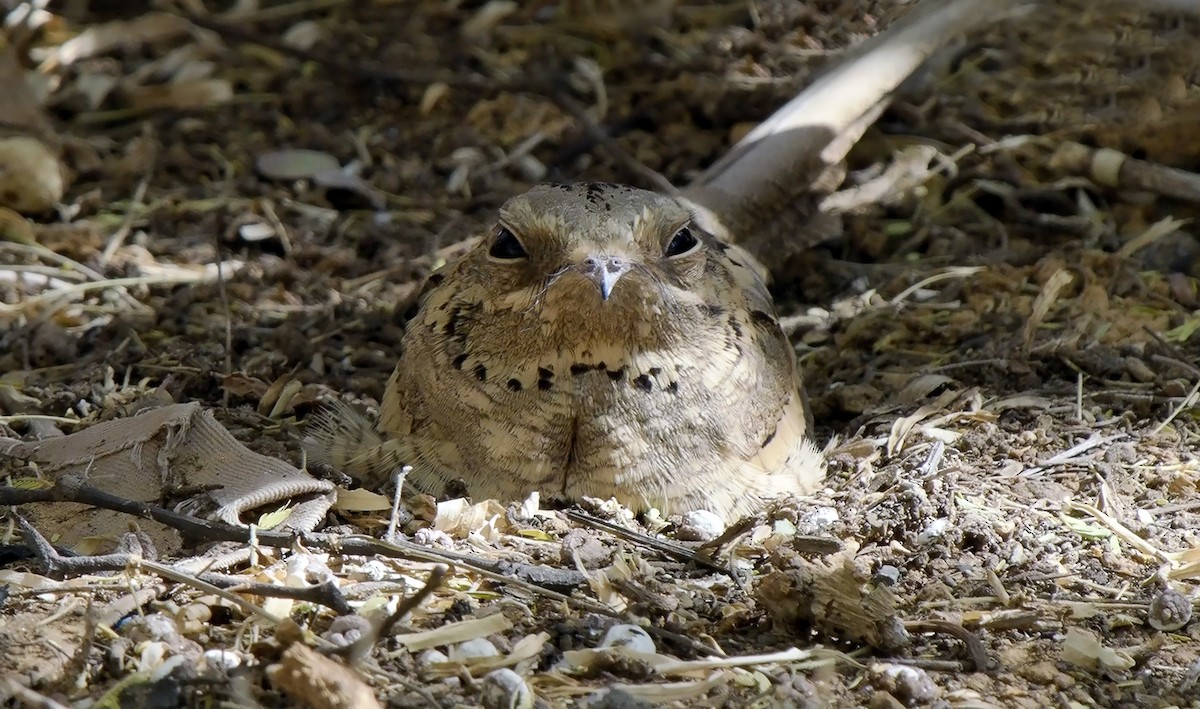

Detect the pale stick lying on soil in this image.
[1050,141,1200,206]
[685,0,1200,268]
[682,0,1035,262]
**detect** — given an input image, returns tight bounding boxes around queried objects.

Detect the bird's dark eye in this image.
[664,227,699,257]
[488,227,527,259]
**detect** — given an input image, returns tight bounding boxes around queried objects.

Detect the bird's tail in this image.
[303,400,409,488]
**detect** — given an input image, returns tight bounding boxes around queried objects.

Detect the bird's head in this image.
[473,183,716,317]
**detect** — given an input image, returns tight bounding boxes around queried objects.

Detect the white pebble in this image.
[598,624,655,654]
[357,559,390,582]
[682,510,725,540]
[798,506,840,534]
[417,648,449,670]
[203,649,242,671]
[479,668,534,709]
[917,518,949,545]
[450,637,499,660]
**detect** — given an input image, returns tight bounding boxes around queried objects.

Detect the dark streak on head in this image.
[632,374,653,392]
[585,182,606,207]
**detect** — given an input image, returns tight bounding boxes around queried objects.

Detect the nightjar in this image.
[308,182,824,521]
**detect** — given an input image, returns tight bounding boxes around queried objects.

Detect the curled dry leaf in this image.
[332,487,392,513]
[1061,627,1136,674]
[434,497,509,538]
[1,402,334,555]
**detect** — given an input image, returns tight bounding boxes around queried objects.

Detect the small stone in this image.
[478,668,533,709]
[451,637,499,660]
[1017,661,1061,685]
[583,687,653,709]
[416,649,449,670]
[122,613,180,644]
[797,506,840,535]
[598,624,655,654]
[1148,587,1192,631]
[560,528,612,568]
[873,565,901,587]
[870,663,940,705]
[358,559,390,581]
[202,649,242,671]
[322,615,372,647]
[676,509,725,541]
[916,518,949,545]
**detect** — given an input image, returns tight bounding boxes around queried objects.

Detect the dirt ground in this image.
[3,1,1200,707]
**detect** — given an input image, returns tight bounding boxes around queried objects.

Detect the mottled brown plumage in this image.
[308,183,824,521]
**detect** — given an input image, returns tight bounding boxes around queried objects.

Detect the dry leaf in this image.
[392,612,512,651]
[1061,628,1135,674]
[1,403,334,554]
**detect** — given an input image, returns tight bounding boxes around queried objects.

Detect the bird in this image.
[306,182,824,522]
